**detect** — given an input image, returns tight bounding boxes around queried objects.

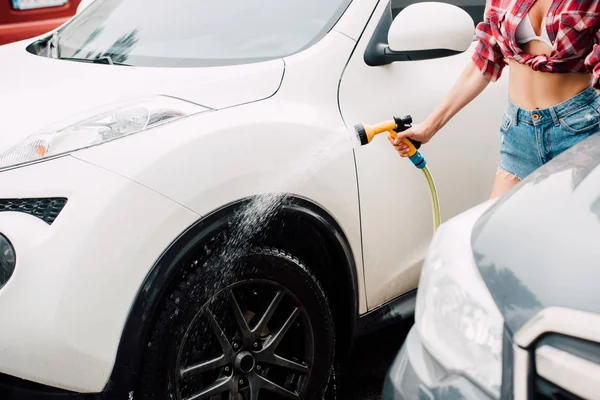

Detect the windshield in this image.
[55,0,352,67]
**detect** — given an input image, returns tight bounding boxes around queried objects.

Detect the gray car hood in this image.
[471,133,600,334]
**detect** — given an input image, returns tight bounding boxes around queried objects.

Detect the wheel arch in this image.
[103,195,360,397]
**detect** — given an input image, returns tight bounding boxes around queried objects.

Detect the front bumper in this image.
[382,326,494,400]
[0,156,198,393]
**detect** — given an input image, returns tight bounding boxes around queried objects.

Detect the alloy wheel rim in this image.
[175,279,315,400]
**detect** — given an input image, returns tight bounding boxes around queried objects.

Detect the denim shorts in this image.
[499,86,600,179]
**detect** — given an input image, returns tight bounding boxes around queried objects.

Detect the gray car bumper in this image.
[382,326,495,400]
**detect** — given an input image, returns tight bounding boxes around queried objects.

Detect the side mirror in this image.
[389,2,474,53]
[364,2,475,66]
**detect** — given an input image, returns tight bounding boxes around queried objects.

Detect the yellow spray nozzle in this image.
[355,115,427,169]
[354,115,418,157]
[353,120,394,144]
[354,115,440,233]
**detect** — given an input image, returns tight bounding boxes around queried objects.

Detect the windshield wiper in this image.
[49,31,60,58]
[58,55,131,66]
[46,33,129,66]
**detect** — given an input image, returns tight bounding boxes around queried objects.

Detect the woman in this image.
[390,0,600,198]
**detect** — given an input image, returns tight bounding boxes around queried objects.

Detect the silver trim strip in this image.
[513,344,530,400]
[536,345,600,400]
[513,306,600,399]
[515,306,600,348]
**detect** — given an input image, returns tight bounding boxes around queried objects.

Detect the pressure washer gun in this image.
[353,115,426,169]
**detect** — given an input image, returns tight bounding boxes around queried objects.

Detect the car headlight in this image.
[0,96,211,171]
[414,201,503,397]
[0,234,16,290]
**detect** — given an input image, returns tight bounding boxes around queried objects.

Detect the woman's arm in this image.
[389,60,493,156]
[422,60,491,135]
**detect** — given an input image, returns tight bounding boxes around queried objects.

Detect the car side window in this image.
[391,0,485,26]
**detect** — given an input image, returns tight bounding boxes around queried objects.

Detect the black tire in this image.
[138,247,336,400]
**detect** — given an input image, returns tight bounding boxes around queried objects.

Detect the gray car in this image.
[382,132,600,399]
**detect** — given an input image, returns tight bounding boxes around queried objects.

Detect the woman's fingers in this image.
[388,136,406,149]
[388,122,434,158]
[394,129,413,145]
[387,134,413,157]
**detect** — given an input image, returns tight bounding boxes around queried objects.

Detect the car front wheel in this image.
[139,247,336,400]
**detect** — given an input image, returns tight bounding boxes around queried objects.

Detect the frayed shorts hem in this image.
[497,163,524,180]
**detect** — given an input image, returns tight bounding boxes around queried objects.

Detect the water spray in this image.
[354,115,441,233]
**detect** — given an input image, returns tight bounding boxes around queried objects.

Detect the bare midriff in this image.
[509,35,593,110]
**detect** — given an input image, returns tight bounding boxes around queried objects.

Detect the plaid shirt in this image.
[472,0,600,85]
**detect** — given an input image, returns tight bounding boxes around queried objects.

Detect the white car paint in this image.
[72,32,365,317]
[0,0,508,394]
[0,156,199,392]
[0,40,284,151]
[338,0,508,307]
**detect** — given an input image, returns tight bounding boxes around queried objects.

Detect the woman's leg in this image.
[489,167,521,199]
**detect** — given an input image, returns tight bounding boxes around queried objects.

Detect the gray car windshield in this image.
[55,0,352,67]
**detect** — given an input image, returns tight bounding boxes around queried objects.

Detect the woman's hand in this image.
[387,123,435,157]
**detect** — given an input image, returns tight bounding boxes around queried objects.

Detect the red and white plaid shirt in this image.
[472,0,600,86]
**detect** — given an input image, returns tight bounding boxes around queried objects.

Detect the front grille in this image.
[535,377,583,400]
[0,198,67,224]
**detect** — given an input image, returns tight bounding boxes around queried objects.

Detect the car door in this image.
[338,0,509,310]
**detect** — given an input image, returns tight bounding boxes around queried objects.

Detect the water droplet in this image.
[202,131,358,288]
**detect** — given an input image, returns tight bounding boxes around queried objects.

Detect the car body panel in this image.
[338,0,508,308]
[472,132,600,334]
[0,155,199,392]
[0,0,80,45]
[0,39,284,152]
[72,30,369,314]
[383,326,494,400]
[0,6,369,392]
[381,196,500,400]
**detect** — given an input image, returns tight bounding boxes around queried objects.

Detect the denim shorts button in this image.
[532,113,541,121]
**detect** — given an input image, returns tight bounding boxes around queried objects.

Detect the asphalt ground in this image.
[338,318,414,399]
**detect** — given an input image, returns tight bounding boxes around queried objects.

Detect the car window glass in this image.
[56,0,351,67]
[391,0,485,25]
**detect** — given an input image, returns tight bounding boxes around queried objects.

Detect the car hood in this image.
[0,40,284,152]
[471,133,600,334]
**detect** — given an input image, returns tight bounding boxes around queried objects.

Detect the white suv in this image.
[0,0,507,399]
